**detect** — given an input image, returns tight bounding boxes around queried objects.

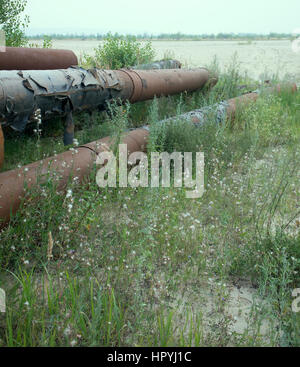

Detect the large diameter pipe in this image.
[156,92,259,127]
[2,83,294,227]
[163,83,297,127]
[0,47,78,70]
[0,129,149,226]
[0,67,212,132]
[225,83,298,120]
[116,68,213,103]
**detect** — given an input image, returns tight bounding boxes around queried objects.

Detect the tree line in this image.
[28,32,296,41]
[1,1,299,48]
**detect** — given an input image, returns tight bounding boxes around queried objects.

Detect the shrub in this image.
[93,34,155,69]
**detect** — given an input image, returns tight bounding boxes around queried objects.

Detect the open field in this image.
[31,39,300,81]
[0,46,300,346]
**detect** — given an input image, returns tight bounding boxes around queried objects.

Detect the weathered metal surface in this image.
[157,101,230,127]
[116,68,211,103]
[0,128,149,227]
[157,83,297,126]
[237,81,298,95]
[226,92,259,120]
[0,67,212,132]
[0,125,4,168]
[0,47,78,70]
[63,112,75,146]
[0,67,125,132]
[225,82,297,120]
[0,82,296,227]
[132,59,182,70]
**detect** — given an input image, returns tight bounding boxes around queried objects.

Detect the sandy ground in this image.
[170,277,274,339]
[31,39,300,82]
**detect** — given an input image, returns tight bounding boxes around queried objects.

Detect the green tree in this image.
[0,0,29,47]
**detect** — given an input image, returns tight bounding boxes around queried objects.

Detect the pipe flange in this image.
[118,69,143,103]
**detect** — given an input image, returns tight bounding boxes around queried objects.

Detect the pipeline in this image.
[156,83,297,127]
[132,59,182,70]
[0,83,296,227]
[0,67,212,132]
[0,47,78,70]
[0,129,149,227]
[0,67,214,166]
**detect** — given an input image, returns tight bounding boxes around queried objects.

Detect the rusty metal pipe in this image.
[0,67,212,132]
[0,128,149,226]
[116,68,212,103]
[226,83,298,120]
[63,112,75,146]
[1,82,295,227]
[0,66,213,169]
[165,83,297,127]
[0,47,78,70]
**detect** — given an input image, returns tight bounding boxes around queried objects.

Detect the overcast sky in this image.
[25,0,300,35]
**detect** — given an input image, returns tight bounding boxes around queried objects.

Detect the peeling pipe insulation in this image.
[0,83,296,228]
[0,67,212,132]
[0,66,214,167]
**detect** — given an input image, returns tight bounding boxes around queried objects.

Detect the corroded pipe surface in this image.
[0,128,149,226]
[0,47,78,70]
[0,125,4,168]
[1,83,295,227]
[164,83,297,126]
[226,92,259,120]
[116,68,211,103]
[0,67,212,132]
[0,67,126,132]
[132,59,182,70]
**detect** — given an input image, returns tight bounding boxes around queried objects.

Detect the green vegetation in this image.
[28,35,53,49]
[0,1,53,49]
[80,34,155,69]
[0,51,300,346]
[0,0,29,47]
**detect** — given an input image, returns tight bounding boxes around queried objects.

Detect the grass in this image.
[0,57,299,347]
